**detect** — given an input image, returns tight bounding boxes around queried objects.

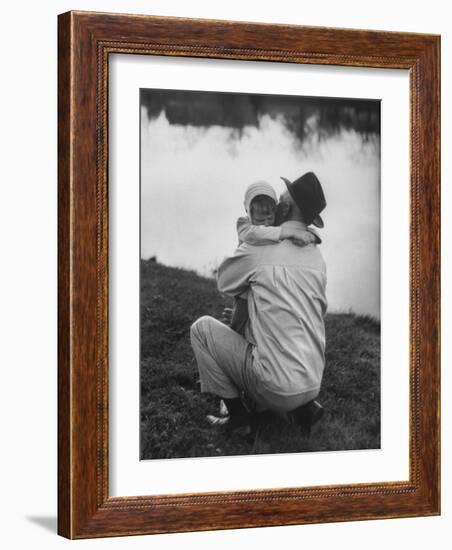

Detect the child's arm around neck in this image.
[237,217,321,247]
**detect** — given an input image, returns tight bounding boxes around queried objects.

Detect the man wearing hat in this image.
[230,179,319,335]
[190,172,327,434]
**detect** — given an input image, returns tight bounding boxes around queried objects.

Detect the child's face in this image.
[250,196,276,226]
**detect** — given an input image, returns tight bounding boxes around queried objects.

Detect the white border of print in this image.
[109,54,409,497]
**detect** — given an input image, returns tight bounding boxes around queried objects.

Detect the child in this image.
[229,180,320,335]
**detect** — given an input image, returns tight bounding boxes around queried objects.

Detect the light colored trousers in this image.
[190,316,318,414]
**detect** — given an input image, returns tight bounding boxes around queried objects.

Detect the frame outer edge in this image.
[57,11,441,538]
[436,36,441,516]
[72,10,104,537]
[410,36,441,516]
[57,11,73,539]
[413,38,440,516]
[424,35,441,514]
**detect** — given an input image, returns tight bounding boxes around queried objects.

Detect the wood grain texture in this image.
[57,11,440,539]
[57,11,71,538]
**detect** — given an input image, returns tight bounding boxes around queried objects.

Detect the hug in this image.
[191,171,327,436]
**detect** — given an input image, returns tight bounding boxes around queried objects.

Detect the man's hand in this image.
[220,307,233,326]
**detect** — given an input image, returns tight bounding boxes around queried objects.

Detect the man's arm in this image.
[230,297,249,334]
[217,243,260,297]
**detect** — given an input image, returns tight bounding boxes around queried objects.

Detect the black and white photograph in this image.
[139,88,381,460]
[2,0,446,546]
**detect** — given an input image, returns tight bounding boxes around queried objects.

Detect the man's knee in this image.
[190,315,216,343]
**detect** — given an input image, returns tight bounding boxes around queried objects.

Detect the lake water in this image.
[141,110,380,318]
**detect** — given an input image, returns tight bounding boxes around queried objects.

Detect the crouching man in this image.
[190,172,328,435]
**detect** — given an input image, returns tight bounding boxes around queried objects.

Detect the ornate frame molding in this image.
[58,11,440,538]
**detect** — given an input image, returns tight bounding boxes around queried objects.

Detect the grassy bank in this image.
[140,259,380,459]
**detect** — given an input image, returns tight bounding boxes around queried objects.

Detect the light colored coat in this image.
[217,221,327,401]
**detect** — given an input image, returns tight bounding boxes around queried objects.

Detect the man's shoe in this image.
[289,400,324,436]
[206,414,229,427]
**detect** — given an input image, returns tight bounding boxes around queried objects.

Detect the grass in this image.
[140,258,380,459]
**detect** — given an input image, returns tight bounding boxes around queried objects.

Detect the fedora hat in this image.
[280,172,326,228]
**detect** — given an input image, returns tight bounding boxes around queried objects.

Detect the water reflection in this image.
[141,110,380,318]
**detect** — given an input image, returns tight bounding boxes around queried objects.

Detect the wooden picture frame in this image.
[58,11,440,539]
